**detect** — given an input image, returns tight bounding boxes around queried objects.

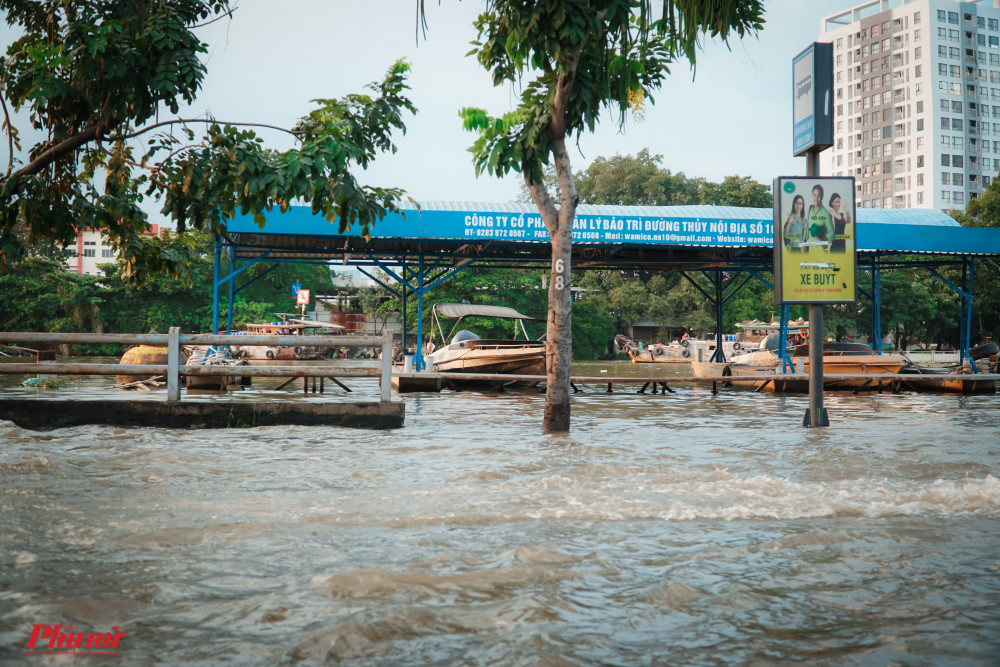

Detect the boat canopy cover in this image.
[433,303,544,322]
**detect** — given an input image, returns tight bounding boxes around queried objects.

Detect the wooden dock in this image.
[392,371,1000,394]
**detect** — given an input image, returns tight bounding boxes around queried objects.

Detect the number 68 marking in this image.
[553,258,567,290]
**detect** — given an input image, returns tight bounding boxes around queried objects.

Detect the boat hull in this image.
[690,361,731,379]
[728,353,908,392]
[429,340,545,381]
[433,352,545,376]
[899,366,997,394]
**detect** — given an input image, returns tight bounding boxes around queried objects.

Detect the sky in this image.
[172,0,857,209]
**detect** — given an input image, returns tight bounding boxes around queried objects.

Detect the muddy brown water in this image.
[1,359,998,664]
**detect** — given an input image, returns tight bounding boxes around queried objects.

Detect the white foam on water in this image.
[383,469,1000,526]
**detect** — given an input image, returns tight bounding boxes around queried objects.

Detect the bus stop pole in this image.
[805,151,829,427]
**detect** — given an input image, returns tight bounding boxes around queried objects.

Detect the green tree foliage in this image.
[0,256,103,332]
[455,0,763,430]
[0,231,330,341]
[1,1,414,283]
[953,175,1000,341]
[574,149,772,208]
[570,299,615,360]
[570,150,775,338]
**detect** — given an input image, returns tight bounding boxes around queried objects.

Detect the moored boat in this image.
[727,336,909,392]
[898,365,996,394]
[614,333,736,363]
[232,316,345,360]
[423,303,546,386]
[690,360,731,379]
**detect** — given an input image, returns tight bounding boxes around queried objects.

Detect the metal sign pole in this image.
[805,151,829,428]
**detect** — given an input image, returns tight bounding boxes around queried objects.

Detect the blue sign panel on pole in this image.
[291,283,301,297]
[792,42,833,157]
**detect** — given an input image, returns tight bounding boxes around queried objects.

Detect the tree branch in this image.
[115,117,299,141]
[191,3,238,29]
[3,117,298,183]
[1,93,12,178]
[14,122,105,179]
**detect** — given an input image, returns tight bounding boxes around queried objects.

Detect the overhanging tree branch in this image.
[1,93,13,178]
[115,117,299,142]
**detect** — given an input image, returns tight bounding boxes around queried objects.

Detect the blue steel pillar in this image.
[226,248,235,334]
[401,259,407,351]
[713,271,725,363]
[212,238,221,334]
[872,254,882,353]
[415,253,425,370]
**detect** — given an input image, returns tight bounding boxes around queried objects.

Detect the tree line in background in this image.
[2,150,998,355]
[0,234,335,350]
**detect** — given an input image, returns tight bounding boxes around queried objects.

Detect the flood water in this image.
[1,359,999,665]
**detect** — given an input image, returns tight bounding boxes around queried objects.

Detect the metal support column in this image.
[713,270,725,363]
[167,326,181,402]
[804,150,828,427]
[401,259,407,351]
[872,254,882,353]
[415,252,425,370]
[226,248,235,334]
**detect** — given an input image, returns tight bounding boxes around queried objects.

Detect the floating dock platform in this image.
[0,398,405,431]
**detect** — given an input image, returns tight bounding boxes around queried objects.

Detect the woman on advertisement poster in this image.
[828,192,851,252]
[806,183,831,248]
[783,194,807,250]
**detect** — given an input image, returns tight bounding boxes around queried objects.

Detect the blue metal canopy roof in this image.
[223,201,1000,257]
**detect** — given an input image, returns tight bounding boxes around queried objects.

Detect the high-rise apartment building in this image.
[821,0,1000,212]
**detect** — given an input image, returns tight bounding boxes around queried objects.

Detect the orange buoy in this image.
[116,345,168,386]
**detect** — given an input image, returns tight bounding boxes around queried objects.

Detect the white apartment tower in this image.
[821,0,1000,212]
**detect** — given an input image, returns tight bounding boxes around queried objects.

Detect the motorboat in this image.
[727,334,909,391]
[424,303,546,379]
[231,315,345,360]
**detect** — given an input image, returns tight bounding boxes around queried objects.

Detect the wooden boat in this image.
[425,303,545,383]
[734,318,810,347]
[690,360,731,380]
[898,364,997,394]
[232,316,345,360]
[727,338,908,392]
[614,333,736,363]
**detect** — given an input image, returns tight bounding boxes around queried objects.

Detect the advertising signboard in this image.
[793,42,833,156]
[773,176,857,304]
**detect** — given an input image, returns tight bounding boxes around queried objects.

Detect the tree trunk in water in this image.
[544,218,573,432]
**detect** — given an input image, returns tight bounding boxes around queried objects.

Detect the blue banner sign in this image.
[226,205,776,248]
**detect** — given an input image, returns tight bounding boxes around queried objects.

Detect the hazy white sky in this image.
[179,0,856,206]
